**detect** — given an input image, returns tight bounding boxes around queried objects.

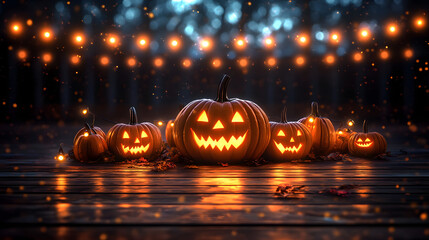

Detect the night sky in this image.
[0,0,428,147]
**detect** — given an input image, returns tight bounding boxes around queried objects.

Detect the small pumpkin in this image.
[107,107,162,160]
[334,127,355,153]
[73,113,106,144]
[165,120,176,147]
[73,123,108,162]
[298,102,336,155]
[264,107,312,161]
[348,120,387,158]
[173,74,271,164]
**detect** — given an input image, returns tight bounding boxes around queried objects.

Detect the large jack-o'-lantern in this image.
[107,107,162,160]
[348,120,387,158]
[264,107,312,161]
[173,74,271,164]
[298,102,336,155]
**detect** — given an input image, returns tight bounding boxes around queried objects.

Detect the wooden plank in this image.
[1,226,428,240]
[0,192,427,205]
[2,185,426,194]
[1,204,427,225]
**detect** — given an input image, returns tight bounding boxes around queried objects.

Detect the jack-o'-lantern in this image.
[264,107,312,161]
[334,122,356,153]
[173,74,271,164]
[165,120,176,147]
[348,120,387,158]
[73,114,106,144]
[107,107,162,160]
[73,123,108,162]
[298,102,336,155]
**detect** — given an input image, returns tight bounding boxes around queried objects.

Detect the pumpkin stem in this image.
[363,120,368,133]
[129,107,138,125]
[310,102,321,117]
[58,144,64,155]
[280,107,288,123]
[84,122,95,135]
[215,74,231,102]
[90,112,95,128]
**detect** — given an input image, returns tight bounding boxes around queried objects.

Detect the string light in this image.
[100,56,110,66]
[347,119,355,127]
[55,145,66,162]
[199,37,213,51]
[154,57,164,68]
[136,35,150,49]
[168,36,181,51]
[295,56,305,66]
[182,58,192,68]
[212,58,222,68]
[234,36,247,50]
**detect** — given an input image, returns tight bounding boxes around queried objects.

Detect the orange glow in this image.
[17,50,27,60]
[386,23,399,36]
[127,58,137,67]
[168,36,181,51]
[157,121,163,126]
[231,112,244,123]
[57,154,65,161]
[212,58,222,68]
[404,49,413,59]
[296,33,309,47]
[40,28,54,41]
[266,57,277,67]
[136,35,150,49]
[234,36,247,50]
[380,50,389,60]
[238,58,248,68]
[309,117,314,123]
[274,142,303,154]
[106,34,120,47]
[10,22,23,35]
[70,55,81,64]
[42,53,52,63]
[356,138,373,148]
[26,19,33,26]
[325,54,335,64]
[72,33,85,45]
[353,52,363,62]
[263,36,275,49]
[83,132,89,137]
[191,128,247,151]
[358,28,371,42]
[213,120,224,129]
[295,56,305,66]
[199,37,213,51]
[329,32,341,44]
[82,109,88,115]
[197,111,209,122]
[154,57,164,68]
[414,17,426,29]
[100,56,110,66]
[347,120,354,127]
[182,58,192,68]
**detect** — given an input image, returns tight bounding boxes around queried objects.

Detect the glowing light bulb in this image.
[414,17,425,29]
[58,155,64,161]
[82,109,88,115]
[358,28,371,42]
[136,35,150,50]
[347,120,354,127]
[309,117,314,123]
[157,121,163,126]
[83,132,89,137]
[329,32,341,44]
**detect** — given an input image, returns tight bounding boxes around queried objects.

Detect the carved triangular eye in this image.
[197,111,208,122]
[277,130,285,136]
[357,138,363,142]
[123,131,130,139]
[231,112,244,122]
[141,131,148,138]
[297,130,302,136]
[365,138,371,142]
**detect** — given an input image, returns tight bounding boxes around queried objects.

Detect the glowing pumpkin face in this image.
[173,75,271,164]
[348,120,387,158]
[107,107,162,160]
[264,107,312,161]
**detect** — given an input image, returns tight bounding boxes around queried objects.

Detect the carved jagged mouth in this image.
[191,129,247,151]
[274,141,302,154]
[121,144,150,154]
[356,142,373,148]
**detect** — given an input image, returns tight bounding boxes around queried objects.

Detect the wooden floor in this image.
[1,145,429,239]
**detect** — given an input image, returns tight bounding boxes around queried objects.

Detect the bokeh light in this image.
[358,28,371,42]
[329,31,341,44]
[42,53,52,63]
[154,57,164,68]
[414,17,426,29]
[296,33,309,47]
[238,58,249,68]
[212,58,222,68]
[324,54,335,65]
[295,56,305,66]
[72,33,85,45]
[40,28,54,42]
[263,36,275,49]
[136,35,150,50]
[105,33,120,47]
[10,22,23,35]
[353,52,363,62]
[380,50,389,60]
[386,23,399,37]
[404,49,414,59]
[168,36,181,51]
[100,56,110,66]
[17,49,27,60]
[127,57,137,67]
[265,57,277,67]
[234,36,247,50]
[70,55,81,65]
[199,37,213,51]
[182,58,192,68]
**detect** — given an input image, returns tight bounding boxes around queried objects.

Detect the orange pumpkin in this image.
[165,120,176,147]
[264,107,312,161]
[348,120,387,158]
[107,107,162,160]
[334,127,355,153]
[173,74,271,164]
[73,114,106,144]
[298,102,336,155]
[73,123,108,162]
